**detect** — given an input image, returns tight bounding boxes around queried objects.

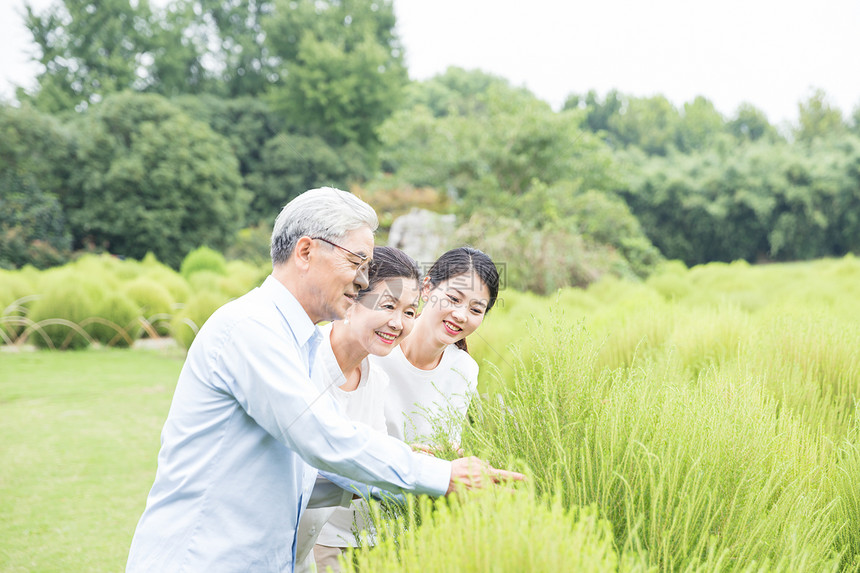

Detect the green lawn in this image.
[0,349,183,573]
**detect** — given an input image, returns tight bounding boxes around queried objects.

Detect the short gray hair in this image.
[270,187,379,265]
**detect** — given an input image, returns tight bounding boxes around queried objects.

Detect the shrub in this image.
[180,246,228,279]
[170,291,228,349]
[27,272,104,349]
[226,224,273,264]
[223,260,268,295]
[187,271,229,296]
[123,277,174,337]
[142,268,191,304]
[86,292,141,347]
[0,269,34,341]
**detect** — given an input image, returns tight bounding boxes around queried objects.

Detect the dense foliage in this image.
[0,251,266,349]
[1,0,859,281]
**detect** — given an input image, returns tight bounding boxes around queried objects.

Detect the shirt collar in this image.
[260,275,321,352]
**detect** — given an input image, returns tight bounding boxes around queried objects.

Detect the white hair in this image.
[270,187,378,265]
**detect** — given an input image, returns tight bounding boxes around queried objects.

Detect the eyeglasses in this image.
[312,237,371,270]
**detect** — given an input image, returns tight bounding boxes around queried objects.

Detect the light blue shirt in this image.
[126,276,450,572]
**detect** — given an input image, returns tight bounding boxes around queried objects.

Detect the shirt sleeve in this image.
[306,475,354,509]
[318,471,407,504]
[212,317,451,497]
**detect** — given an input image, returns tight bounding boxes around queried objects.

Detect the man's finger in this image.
[490,468,526,482]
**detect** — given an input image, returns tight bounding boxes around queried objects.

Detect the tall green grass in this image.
[363,256,860,570]
[343,487,622,572]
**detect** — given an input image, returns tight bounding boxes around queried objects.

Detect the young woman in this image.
[372,246,500,449]
[295,246,422,573]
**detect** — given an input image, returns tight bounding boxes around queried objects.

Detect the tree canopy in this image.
[4,1,860,285]
[63,92,248,268]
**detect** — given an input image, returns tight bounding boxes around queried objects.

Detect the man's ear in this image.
[293,236,315,270]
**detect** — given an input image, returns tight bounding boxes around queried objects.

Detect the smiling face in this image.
[419,271,491,346]
[306,226,375,322]
[345,277,420,356]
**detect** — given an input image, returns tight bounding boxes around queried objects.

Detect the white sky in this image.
[2,0,859,126]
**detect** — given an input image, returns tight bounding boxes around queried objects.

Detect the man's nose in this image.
[355,266,370,290]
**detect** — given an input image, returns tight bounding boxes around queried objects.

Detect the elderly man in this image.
[126,188,522,572]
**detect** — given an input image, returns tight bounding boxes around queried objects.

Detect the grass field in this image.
[0,349,183,572]
[3,256,860,571]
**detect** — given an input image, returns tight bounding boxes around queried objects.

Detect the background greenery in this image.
[3,1,859,285]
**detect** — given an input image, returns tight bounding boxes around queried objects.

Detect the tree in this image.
[727,103,779,142]
[0,172,71,269]
[0,103,73,199]
[563,89,623,135]
[245,133,370,223]
[264,0,407,148]
[65,92,248,267]
[404,66,530,118]
[164,0,276,97]
[676,96,725,152]
[608,95,681,155]
[619,134,860,265]
[795,88,845,142]
[379,76,616,201]
[22,0,161,111]
[851,103,860,136]
[173,94,284,217]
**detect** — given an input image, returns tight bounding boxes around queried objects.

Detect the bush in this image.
[223,260,268,293]
[27,272,104,349]
[170,291,228,349]
[142,268,191,304]
[86,292,141,347]
[0,269,34,341]
[186,271,229,296]
[123,277,174,336]
[180,246,228,279]
[226,224,273,265]
[455,213,632,294]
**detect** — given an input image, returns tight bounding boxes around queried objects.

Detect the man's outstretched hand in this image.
[447,456,526,494]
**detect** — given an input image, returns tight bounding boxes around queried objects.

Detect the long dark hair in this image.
[357,246,421,304]
[426,246,500,352]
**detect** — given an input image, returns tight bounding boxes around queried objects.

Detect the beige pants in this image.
[313,544,346,573]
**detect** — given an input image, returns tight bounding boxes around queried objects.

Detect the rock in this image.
[387,208,456,270]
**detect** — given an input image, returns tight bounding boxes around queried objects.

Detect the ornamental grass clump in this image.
[26,271,103,349]
[749,307,860,438]
[831,423,860,569]
[170,290,229,348]
[86,291,141,347]
[123,277,175,336]
[180,246,228,279]
[143,267,191,303]
[466,318,842,571]
[0,269,34,341]
[342,486,621,573]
